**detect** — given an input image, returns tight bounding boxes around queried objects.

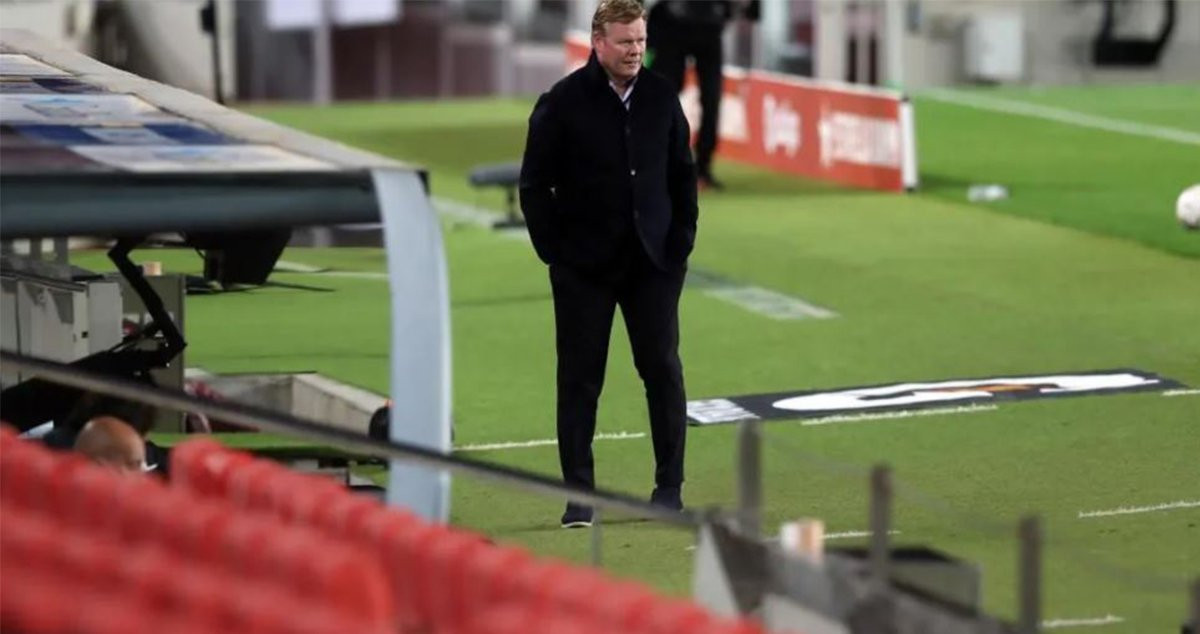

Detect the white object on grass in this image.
[1176,184,1200,229]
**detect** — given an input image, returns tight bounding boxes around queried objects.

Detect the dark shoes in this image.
[649,486,683,512]
[561,487,681,527]
[560,503,593,529]
[698,173,725,191]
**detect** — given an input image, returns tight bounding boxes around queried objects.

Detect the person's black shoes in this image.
[649,486,683,511]
[560,503,594,528]
[698,173,725,191]
[562,490,680,527]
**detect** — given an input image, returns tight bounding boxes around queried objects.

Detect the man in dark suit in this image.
[520,0,698,528]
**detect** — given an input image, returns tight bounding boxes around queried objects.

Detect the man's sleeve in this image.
[519,91,564,265]
[666,96,699,264]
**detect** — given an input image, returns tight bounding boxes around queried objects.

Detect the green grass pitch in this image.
[74,82,1199,631]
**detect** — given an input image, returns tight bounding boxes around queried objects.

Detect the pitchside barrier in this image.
[565,33,918,193]
[3,350,1071,634]
[9,351,1200,632]
[1,414,759,634]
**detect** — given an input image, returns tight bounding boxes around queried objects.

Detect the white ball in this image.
[1178,184,1200,230]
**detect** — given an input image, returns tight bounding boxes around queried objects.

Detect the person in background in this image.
[368,401,392,442]
[43,392,168,476]
[74,416,149,475]
[646,0,757,190]
[520,0,698,528]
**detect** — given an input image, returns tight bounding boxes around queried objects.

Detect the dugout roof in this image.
[0,28,426,238]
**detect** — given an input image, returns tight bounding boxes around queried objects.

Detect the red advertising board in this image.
[565,33,917,192]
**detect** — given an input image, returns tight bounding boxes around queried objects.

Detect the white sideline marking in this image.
[686,530,898,551]
[318,271,390,280]
[434,197,507,228]
[435,196,837,321]
[703,286,838,320]
[1042,615,1124,629]
[799,404,998,427]
[922,89,1200,146]
[1163,388,1200,397]
[274,262,390,281]
[1078,499,1200,519]
[825,530,899,540]
[275,260,326,273]
[825,529,901,540]
[455,431,646,453]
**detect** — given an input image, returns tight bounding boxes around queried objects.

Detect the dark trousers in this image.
[649,22,724,178]
[549,247,687,495]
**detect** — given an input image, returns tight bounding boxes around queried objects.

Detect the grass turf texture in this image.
[70,85,1197,631]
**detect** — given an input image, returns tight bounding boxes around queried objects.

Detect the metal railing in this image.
[0,350,705,538]
[9,350,1197,632]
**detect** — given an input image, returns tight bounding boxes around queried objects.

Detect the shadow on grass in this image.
[499,515,655,535]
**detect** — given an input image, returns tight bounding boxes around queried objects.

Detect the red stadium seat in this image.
[455,543,537,612]
[114,439,758,634]
[587,580,663,631]
[0,440,63,510]
[226,455,284,508]
[454,602,622,634]
[171,438,254,497]
[411,528,493,623]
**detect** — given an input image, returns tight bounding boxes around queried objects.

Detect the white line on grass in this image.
[825,530,901,540]
[458,404,995,455]
[275,261,389,280]
[799,404,998,427]
[276,269,390,281]
[454,431,646,453]
[275,260,326,273]
[1042,615,1124,629]
[1078,499,1200,519]
[702,286,838,320]
[1163,388,1200,397]
[921,89,1200,146]
[433,197,837,321]
[433,196,502,226]
[685,530,898,551]
[317,271,390,280]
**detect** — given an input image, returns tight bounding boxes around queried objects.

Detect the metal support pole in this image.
[312,0,333,105]
[736,419,762,539]
[52,237,68,266]
[1018,515,1042,634]
[869,464,892,587]
[1189,577,1200,633]
[374,28,392,101]
[591,507,603,567]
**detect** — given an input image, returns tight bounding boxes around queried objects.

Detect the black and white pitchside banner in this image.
[686,369,1184,425]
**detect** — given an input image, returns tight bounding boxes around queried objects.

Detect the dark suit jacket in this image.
[519,52,698,274]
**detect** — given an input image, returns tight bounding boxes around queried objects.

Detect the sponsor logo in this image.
[687,399,760,425]
[682,87,749,144]
[680,85,702,138]
[687,369,1184,425]
[719,93,750,143]
[818,106,901,169]
[762,94,801,157]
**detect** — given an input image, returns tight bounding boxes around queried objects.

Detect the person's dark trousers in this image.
[549,248,687,498]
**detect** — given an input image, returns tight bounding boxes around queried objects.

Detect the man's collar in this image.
[610,74,637,101]
[587,50,639,94]
[585,50,609,86]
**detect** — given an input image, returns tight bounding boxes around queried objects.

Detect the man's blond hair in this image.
[591,0,645,37]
